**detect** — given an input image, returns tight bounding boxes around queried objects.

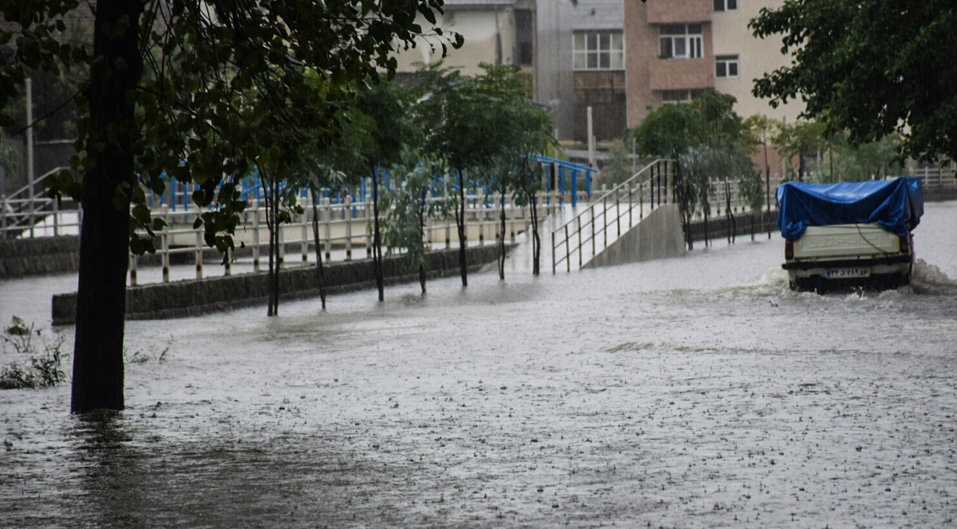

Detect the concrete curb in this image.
[51,245,506,325]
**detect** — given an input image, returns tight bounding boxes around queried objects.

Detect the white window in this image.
[715,55,739,78]
[714,0,737,12]
[573,31,625,70]
[659,24,703,59]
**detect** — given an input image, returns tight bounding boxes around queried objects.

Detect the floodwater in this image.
[2,202,957,528]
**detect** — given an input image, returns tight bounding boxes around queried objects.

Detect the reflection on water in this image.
[69,411,147,528]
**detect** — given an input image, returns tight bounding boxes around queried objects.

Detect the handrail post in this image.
[577,217,582,269]
[590,205,596,257]
[658,163,663,207]
[195,219,203,279]
[278,222,285,269]
[564,224,570,272]
[615,188,621,238]
[628,185,633,228]
[602,195,608,249]
[52,196,59,237]
[551,230,556,274]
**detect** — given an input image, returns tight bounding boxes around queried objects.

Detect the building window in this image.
[515,9,534,66]
[714,0,737,12]
[715,55,739,78]
[573,31,625,70]
[659,24,703,59]
[660,89,705,104]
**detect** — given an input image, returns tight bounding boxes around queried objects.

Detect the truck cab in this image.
[777,178,923,292]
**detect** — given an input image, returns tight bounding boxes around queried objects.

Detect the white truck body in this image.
[783,223,913,290]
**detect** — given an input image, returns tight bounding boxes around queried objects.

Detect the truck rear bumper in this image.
[784,253,913,291]
[782,253,912,271]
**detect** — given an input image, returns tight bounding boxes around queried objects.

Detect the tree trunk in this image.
[71,0,145,413]
[274,177,282,314]
[530,193,540,276]
[418,188,428,294]
[263,171,279,317]
[371,167,384,302]
[456,168,468,287]
[498,187,506,280]
[309,188,327,310]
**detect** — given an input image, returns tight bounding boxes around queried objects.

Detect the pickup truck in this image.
[777,178,923,291]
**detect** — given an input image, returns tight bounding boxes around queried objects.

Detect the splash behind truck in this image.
[777,178,924,291]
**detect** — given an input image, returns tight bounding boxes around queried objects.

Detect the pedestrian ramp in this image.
[550,159,686,273]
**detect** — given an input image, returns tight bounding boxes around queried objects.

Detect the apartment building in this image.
[537,0,626,142]
[623,0,802,127]
[394,0,629,143]
[393,1,535,78]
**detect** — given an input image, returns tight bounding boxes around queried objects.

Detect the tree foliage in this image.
[633,92,756,248]
[413,63,544,285]
[750,0,957,162]
[0,0,457,412]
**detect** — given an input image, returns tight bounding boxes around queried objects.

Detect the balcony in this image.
[649,57,713,91]
[647,0,712,24]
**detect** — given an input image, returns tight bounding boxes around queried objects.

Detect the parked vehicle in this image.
[777,178,924,291]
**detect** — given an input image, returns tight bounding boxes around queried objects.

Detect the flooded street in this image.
[2,201,957,528]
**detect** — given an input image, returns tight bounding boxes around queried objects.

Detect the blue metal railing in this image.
[151,155,596,212]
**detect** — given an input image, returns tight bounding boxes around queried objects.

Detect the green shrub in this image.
[0,317,66,389]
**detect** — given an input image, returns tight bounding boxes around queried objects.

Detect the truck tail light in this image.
[785,239,794,260]
[899,234,910,255]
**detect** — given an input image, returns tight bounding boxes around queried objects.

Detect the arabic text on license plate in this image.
[826,268,870,279]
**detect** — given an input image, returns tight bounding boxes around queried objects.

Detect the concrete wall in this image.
[0,235,79,277]
[582,203,686,269]
[51,245,505,325]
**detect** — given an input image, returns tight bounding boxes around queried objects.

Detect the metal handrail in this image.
[1,166,77,238]
[551,159,676,273]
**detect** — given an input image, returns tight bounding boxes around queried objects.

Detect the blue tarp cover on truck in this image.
[777,178,924,240]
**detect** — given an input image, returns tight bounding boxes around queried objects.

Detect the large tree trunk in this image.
[71,0,145,413]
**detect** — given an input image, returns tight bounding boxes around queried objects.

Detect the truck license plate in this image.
[826,268,870,279]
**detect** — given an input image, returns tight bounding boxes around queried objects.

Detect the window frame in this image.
[660,89,705,104]
[715,54,739,79]
[713,0,738,12]
[573,30,625,71]
[658,24,704,60]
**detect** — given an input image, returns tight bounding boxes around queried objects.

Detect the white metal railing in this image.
[0,166,78,238]
[125,191,557,285]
